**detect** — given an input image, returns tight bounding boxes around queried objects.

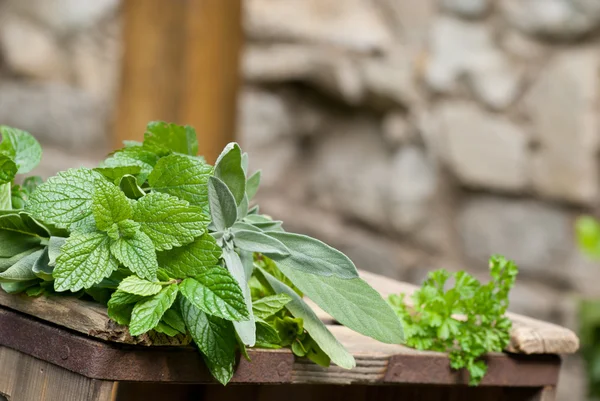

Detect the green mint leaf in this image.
[118,275,163,296]
[53,232,119,292]
[92,178,132,231]
[148,154,212,208]
[233,229,289,256]
[110,230,158,281]
[157,233,221,278]
[119,175,145,199]
[26,168,103,230]
[255,319,281,348]
[32,247,53,281]
[129,284,179,336]
[208,176,237,231]
[133,192,208,251]
[104,147,159,183]
[258,268,356,369]
[0,182,11,209]
[0,248,43,282]
[94,166,142,184]
[0,230,41,258]
[154,321,181,336]
[179,296,237,382]
[265,231,358,279]
[0,156,17,185]
[252,294,292,319]
[144,121,198,156]
[107,219,140,241]
[107,290,147,325]
[214,143,246,204]
[278,265,404,344]
[222,248,255,346]
[0,126,42,174]
[246,170,261,200]
[179,267,249,321]
[162,308,186,333]
[203,356,234,386]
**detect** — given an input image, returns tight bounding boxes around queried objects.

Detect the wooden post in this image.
[113,0,243,164]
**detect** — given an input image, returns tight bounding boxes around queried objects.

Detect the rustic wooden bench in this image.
[0,270,579,401]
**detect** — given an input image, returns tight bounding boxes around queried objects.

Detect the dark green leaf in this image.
[119,175,145,199]
[129,284,179,335]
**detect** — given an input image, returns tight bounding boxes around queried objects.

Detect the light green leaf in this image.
[94,166,142,184]
[238,250,254,282]
[0,231,41,258]
[157,233,221,278]
[48,236,67,266]
[118,274,163,296]
[0,248,40,272]
[241,152,249,175]
[246,170,261,200]
[32,247,53,281]
[133,192,208,251]
[53,232,119,292]
[107,290,147,325]
[180,296,237,382]
[0,248,43,282]
[265,231,358,279]
[0,126,42,174]
[0,212,50,238]
[129,284,179,336]
[154,321,180,336]
[179,267,249,321]
[233,230,289,256]
[278,265,404,344]
[148,154,212,208]
[208,176,237,231]
[26,168,103,229]
[258,268,356,369]
[0,182,11,208]
[92,178,132,231]
[252,294,292,319]
[104,146,159,183]
[214,143,246,204]
[243,214,283,231]
[110,230,158,281]
[107,219,140,241]
[222,248,255,346]
[0,155,17,185]
[237,194,249,219]
[144,121,198,156]
[119,175,145,199]
[162,308,186,333]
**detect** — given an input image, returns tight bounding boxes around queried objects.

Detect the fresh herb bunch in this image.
[0,123,404,384]
[575,216,600,398]
[388,255,518,385]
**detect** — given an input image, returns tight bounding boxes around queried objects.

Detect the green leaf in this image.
[53,232,119,292]
[0,248,40,272]
[208,176,237,231]
[233,229,289,256]
[0,248,43,282]
[104,146,159,183]
[214,143,246,204]
[119,175,145,199]
[148,154,212,208]
[129,284,179,336]
[258,268,355,369]
[1,280,38,294]
[107,219,140,241]
[252,294,292,319]
[0,155,17,185]
[94,166,142,184]
[0,182,11,209]
[110,230,158,281]
[118,274,163,296]
[0,230,41,258]
[246,170,261,200]
[32,247,53,281]
[157,233,221,278]
[92,178,132,231]
[144,121,198,156]
[203,356,234,386]
[577,216,600,259]
[265,231,358,279]
[222,248,255,346]
[180,296,237,383]
[162,308,186,334]
[255,319,281,348]
[243,214,282,231]
[154,321,181,336]
[0,126,42,174]
[179,267,249,321]
[277,266,404,345]
[0,212,50,238]
[107,290,147,325]
[133,192,208,251]
[26,168,103,230]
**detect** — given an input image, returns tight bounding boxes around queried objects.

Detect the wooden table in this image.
[0,271,579,401]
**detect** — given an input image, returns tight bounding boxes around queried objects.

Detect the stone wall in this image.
[0,1,597,399]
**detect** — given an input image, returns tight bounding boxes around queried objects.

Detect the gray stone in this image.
[439,0,492,19]
[0,12,69,81]
[29,146,104,179]
[557,355,588,401]
[245,0,393,53]
[500,30,549,61]
[526,48,600,205]
[508,280,562,322]
[566,248,600,298]
[458,196,571,276]
[0,82,109,150]
[501,0,600,40]
[436,102,530,192]
[358,53,417,108]
[381,113,414,146]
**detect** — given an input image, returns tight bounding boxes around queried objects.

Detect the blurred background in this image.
[0,0,598,399]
